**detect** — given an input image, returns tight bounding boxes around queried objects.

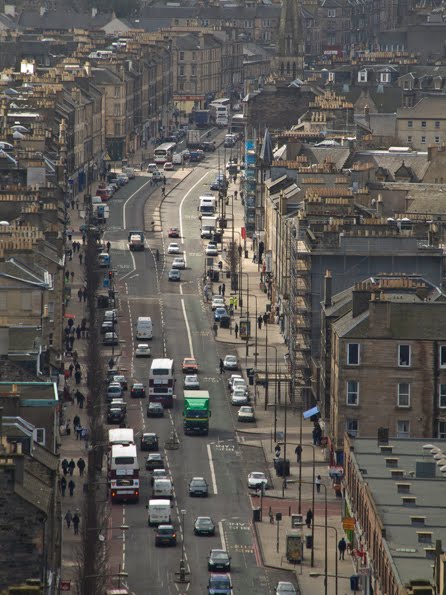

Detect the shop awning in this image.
[303,406,320,419]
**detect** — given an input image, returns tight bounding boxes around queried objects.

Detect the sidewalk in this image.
[213,176,353,594]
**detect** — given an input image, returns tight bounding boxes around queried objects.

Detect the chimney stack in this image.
[324,270,332,307]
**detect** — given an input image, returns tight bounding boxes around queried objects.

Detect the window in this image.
[380,72,390,83]
[179,65,185,76]
[191,64,197,76]
[408,120,413,128]
[436,136,440,143]
[192,51,196,61]
[407,136,412,143]
[114,122,120,136]
[435,121,440,128]
[114,86,120,98]
[113,104,120,117]
[358,70,367,83]
[328,8,336,17]
[440,384,446,408]
[33,428,45,445]
[397,420,410,438]
[421,121,427,127]
[179,51,185,61]
[438,421,446,439]
[397,383,410,407]
[347,343,360,365]
[346,419,358,437]
[398,345,411,367]
[421,136,426,144]
[403,81,409,90]
[440,346,446,367]
[347,381,359,405]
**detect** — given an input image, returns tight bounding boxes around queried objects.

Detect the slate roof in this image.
[397,95,446,119]
[355,113,397,137]
[90,67,122,85]
[405,189,446,215]
[0,13,21,30]
[15,470,52,514]
[17,8,112,30]
[351,150,430,181]
[301,146,351,170]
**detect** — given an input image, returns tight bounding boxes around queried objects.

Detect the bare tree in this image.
[224,240,240,291]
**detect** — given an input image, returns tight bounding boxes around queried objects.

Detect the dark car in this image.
[188,477,209,497]
[145,453,164,471]
[147,402,164,418]
[201,141,216,152]
[208,549,231,572]
[214,307,228,322]
[155,524,177,547]
[194,516,215,536]
[219,315,231,329]
[140,432,159,451]
[130,383,146,398]
[208,573,232,595]
[107,408,125,425]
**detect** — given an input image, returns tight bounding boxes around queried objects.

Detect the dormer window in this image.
[381,72,391,83]
[358,70,368,83]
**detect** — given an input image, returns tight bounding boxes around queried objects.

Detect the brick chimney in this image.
[324,270,332,307]
[352,282,371,318]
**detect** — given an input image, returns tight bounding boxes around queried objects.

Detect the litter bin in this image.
[212,271,220,282]
[244,249,249,258]
[276,458,290,477]
[97,295,108,308]
[226,271,231,278]
[246,368,254,385]
[350,575,360,591]
[305,534,313,549]
[253,508,261,522]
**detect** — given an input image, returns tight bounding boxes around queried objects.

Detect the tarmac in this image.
[58,140,354,594]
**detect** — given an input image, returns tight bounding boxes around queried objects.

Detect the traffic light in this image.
[108,270,114,281]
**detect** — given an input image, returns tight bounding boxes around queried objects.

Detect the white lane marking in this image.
[181,299,194,358]
[179,171,210,246]
[206,443,218,495]
[218,520,227,551]
[122,506,126,570]
[120,250,136,281]
[179,284,183,295]
[123,178,152,229]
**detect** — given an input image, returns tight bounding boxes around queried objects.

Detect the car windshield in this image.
[191,479,205,486]
[158,527,173,535]
[252,473,264,479]
[149,454,162,460]
[198,518,212,525]
[210,577,230,588]
[240,407,252,412]
[212,551,228,560]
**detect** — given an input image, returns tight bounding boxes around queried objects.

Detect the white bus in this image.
[154,142,176,164]
[109,444,140,503]
[149,358,175,408]
[108,428,134,448]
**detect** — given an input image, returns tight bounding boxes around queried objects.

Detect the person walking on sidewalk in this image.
[74,369,82,385]
[235,323,239,339]
[60,476,67,497]
[79,252,83,265]
[61,458,69,476]
[68,459,76,476]
[338,537,347,560]
[222,283,226,297]
[315,475,321,494]
[65,510,72,528]
[73,513,80,535]
[82,288,87,303]
[76,325,81,340]
[263,312,269,325]
[213,322,218,337]
[68,479,75,497]
[77,288,83,302]
[68,363,74,377]
[258,315,262,330]
[219,359,224,374]
[73,414,80,431]
[77,457,86,477]
[295,444,302,463]
[106,241,111,253]
[306,508,313,529]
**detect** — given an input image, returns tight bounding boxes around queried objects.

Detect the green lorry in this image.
[183,390,211,435]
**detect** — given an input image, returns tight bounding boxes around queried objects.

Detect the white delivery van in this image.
[136,316,153,340]
[172,153,183,165]
[153,478,173,499]
[148,499,171,526]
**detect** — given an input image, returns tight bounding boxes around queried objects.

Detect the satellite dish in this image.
[0,221,9,225]
[440,465,446,472]
[13,131,25,140]
[433,452,445,459]
[423,444,436,449]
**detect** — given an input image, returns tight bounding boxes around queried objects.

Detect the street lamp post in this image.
[310,524,339,595]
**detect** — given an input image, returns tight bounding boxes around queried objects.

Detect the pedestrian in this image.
[73,513,80,535]
[222,283,226,296]
[81,318,87,338]
[78,392,85,409]
[77,288,82,302]
[106,241,111,253]
[73,414,80,430]
[77,457,86,477]
[71,198,75,209]
[219,358,224,374]
[68,249,72,261]
[163,175,166,185]
[229,296,234,310]
[68,479,75,496]
[68,459,76,476]
[75,362,81,372]
[275,444,281,459]
[218,285,222,296]
[79,253,83,265]
[213,322,218,337]
[161,187,165,197]
[61,458,69,476]
[74,369,82,385]
[64,271,69,282]
[253,253,257,263]
[306,508,313,529]
[76,325,81,340]
[70,271,74,283]
[315,475,321,494]
[82,233,86,245]
[82,288,87,302]
[68,363,74,377]
[258,315,262,330]
[69,336,75,349]
[65,510,72,528]
[235,322,239,339]
[76,198,80,210]
[338,537,347,560]
[76,426,83,440]
[60,476,67,497]
[263,312,268,325]
[295,444,302,463]
[233,296,237,309]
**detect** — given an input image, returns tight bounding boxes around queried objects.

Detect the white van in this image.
[172,153,183,165]
[148,499,171,526]
[136,316,153,340]
[153,478,173,499]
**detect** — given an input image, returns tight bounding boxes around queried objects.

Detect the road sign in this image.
[358,567,371,576]
[342,518,356,530]
[60,580,71,591]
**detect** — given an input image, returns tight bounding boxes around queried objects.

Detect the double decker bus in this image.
[108,428,134,449]
[154,142,176,164]
[109,443,139,502]
[149,358,175,408]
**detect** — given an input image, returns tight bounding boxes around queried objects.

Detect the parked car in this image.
[208,549,231,572]
[163,162,174,171]
[103,332,119,346]
[275,582,297,595]
[107,407,125,424]
[155,524,177,547]
[152,170,163,182]
[147,402,164,418]
[194,516,215,536]
[147,163,158,173]
[130,383,146,398]
[111,374,128,390]
[140,432,159,451]
[214,307,228,322]
[205,243,218,257]
[238,405,255,422]
[106,383,123,401]
[231,389,249,405]
[211,296,225,311]
[188,477,209,497]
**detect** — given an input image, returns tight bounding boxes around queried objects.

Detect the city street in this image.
[103,150,297,594]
